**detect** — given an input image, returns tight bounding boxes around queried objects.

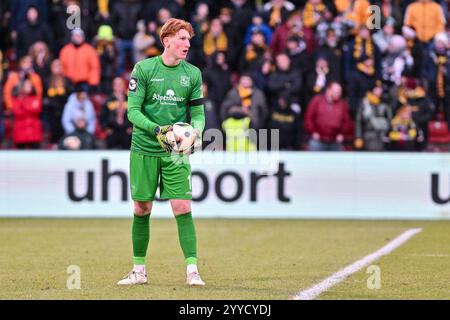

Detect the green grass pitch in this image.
[0,218,449,299]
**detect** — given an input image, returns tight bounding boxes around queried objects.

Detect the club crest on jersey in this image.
[129,77,138,92]
[180,76,190,87]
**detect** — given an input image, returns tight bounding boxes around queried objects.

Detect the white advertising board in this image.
[0,151,449,219]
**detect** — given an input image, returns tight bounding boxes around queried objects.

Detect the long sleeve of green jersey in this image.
[127,64,158,136]
[189,71,206,133]
[190,105,205,133]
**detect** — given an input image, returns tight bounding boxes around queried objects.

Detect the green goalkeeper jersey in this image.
[127,55,205,156]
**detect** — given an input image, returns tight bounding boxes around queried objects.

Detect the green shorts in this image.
[130,151,192,201]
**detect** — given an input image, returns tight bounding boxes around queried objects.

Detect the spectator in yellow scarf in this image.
[385,104,423,151]
[395,76,432,150]
[424,32,450,127]
[303,0,327,29]
[354,81,392,151]
[263,0,296,29]
[221,74,268,130]
[203,18,228,64]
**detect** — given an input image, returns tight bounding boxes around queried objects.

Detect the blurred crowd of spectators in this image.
[0,0,449,152]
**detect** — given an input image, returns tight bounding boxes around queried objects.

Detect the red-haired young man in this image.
[118,18,205,286]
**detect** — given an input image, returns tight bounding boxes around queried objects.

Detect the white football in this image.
[166,122,195,153]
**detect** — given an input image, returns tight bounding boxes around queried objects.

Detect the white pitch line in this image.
[292,228,423,300]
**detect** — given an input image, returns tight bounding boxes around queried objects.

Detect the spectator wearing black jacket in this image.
[227,0,254,71]
[313,28,344,83]
[29,41,52,90]
[424,32,450,127]
[344,25,381,84]
[384,104,423,152]
[43,59,71,144]
[94,25,116,94]
[268,95,301,150]
[267,53,302,112]
[397,77,434,151]
[201,81,221,149]
[9,0,48,34]
[218,7,239,67]
[203,51,232,111]
[99,77,132,149]
[239,29,269,88]
[401,25,424,79]
[344,25,381,118]
[48,0,97,53]
[286,33,310,75]
[0,1,11,52]
[58,116,96,150]
[15,5,53,59]
[346,55,378,118]
[304,57,335,108]
[110,0,142,76]
[188,2,210,68]
[143,0,187,22]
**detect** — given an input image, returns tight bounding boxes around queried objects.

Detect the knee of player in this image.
[171,200,191,215]
[133,201,152,216]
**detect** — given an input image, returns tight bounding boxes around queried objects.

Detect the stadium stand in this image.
[0,0,449,152]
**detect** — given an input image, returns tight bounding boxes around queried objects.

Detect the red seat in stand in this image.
[428,121,450,144]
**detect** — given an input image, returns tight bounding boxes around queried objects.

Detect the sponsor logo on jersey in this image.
[152,89,185,105]
[150,78,164,82]
[180,76,190,87]
[128,77,137,92]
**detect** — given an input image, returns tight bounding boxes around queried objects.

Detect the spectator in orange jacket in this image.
[335,0,370,32]
[404,0,446,44]
[59,28,100,90]
[3,55,43,111]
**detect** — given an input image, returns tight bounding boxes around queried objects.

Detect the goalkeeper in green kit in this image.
[117,18,205,286]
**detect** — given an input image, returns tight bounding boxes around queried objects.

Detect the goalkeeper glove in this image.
[154,125,173,153]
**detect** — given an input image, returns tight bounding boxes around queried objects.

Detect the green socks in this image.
[175,212,198,265]
[132,214,150,265]
[132,213,197,266]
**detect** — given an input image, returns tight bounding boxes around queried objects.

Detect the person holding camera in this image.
[3,55,43,112]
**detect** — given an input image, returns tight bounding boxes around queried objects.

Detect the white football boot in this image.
[186,271,205,286]
[117,270,148,285]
